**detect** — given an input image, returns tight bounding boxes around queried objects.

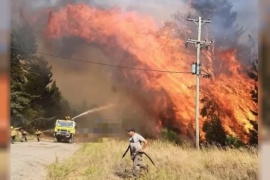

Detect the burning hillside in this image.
[43,4,257,142]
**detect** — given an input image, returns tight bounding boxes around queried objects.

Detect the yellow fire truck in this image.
[54,117,76,143]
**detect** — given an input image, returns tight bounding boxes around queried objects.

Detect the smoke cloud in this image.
[188,0,257,61]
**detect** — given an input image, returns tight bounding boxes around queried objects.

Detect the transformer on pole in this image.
[185,16,212,149]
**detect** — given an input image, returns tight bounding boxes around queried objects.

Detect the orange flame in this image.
[45,4,257,142]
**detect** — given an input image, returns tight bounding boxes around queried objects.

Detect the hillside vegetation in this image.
[47,139,257,180]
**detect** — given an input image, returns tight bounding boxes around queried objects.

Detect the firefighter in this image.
[126,128,148,178]
[20,129,28,142]
[10,126,17,144]
[36,129,42,142]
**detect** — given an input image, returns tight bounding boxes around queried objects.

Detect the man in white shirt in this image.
[126,128,148,177]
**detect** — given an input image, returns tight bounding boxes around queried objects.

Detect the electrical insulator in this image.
[196,63,201,75]
[191,63,196,74]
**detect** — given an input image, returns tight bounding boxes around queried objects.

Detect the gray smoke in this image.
[189,0,258,62]
[11,0,257,51]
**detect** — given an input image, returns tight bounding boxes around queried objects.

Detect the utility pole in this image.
[186,16,212,150]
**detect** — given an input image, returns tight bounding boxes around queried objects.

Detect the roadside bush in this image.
[161,128,182,145]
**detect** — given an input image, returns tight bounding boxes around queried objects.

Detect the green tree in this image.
[23,56,69,130]
[25,57,53,98]
[202,115,227,146]
[226,135,244,148]
[10,22,73,130]
[189,0,244,48]
[43,80,69,121]
[200,97,245,147]
[10,22,36,125]
[161,128,182,145]
[24,57,53,119]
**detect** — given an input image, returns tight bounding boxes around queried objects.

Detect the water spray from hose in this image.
[72,104,114,121]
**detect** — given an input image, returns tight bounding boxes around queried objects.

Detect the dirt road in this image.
[261,142,270,180]
[10,140,80,180]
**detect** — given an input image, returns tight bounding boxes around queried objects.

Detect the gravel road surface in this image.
[261,142,270,180]
[10,140,80,180]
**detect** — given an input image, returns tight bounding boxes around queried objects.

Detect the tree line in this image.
[10,22,76,132]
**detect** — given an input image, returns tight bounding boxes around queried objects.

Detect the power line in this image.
[11,47,192,74]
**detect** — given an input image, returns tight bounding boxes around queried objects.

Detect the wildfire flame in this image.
[45,4,257,142]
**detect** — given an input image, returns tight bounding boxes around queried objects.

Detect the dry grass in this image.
[47,139,258,180]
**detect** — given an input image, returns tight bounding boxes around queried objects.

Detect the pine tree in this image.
[202,115,227,146]
[190,0,244,48]
[200,98,228,146]
[10,22,36,125]
[10,22,73,130]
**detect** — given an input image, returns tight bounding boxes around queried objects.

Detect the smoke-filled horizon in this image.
[11,0,258,42]
[10,0,258,140]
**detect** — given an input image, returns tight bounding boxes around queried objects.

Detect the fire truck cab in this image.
[54,119,76,143]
